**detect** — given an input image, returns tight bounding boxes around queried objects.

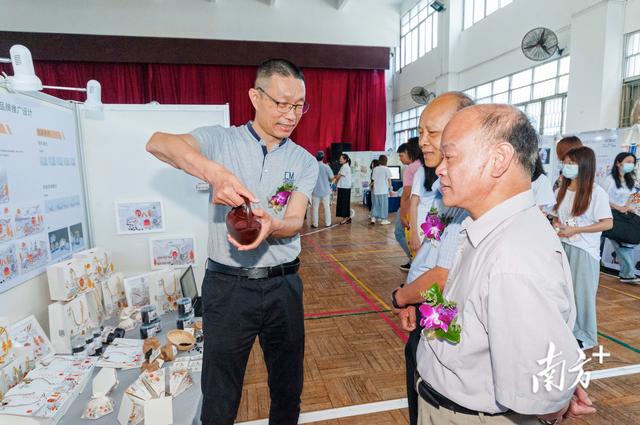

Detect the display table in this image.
[63,312,203,424]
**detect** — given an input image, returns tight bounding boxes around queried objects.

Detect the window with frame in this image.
[396,0,438,71]
[624,30,640,80]
[463,0,513,30]
[620,31,640,127]
[463,56,570,135]
[393,105,425,151]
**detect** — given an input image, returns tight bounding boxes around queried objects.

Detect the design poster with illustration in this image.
[8,315,54,361]
[0,243,18,286]
[116,201,164,234]
[149,236,195,269]
[0,92,88,294]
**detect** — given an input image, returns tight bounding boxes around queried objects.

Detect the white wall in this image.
[394,0,572,113]
[0,274,51,336]
[625,0,640,34]
[453,1,573,89]
[0,0,400,48]
[565,0,626,133]
[394,0,635,134]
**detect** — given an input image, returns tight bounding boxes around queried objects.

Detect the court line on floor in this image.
[328,253,392,311]
[332,249,404,255]
[305,309,391,321]
[600,284,640,302]
[598,331,640,354]
[301,223,341,236]
[304,308,372,318]
[236,398,408,425]
[590,363,640,380]
[306,238,407,343]
[236,362,640,425]
[319,241,389,248]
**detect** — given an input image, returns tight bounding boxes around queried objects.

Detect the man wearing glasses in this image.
[146,58,318,425]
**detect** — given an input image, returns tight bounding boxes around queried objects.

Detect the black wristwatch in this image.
[391,284,405,309]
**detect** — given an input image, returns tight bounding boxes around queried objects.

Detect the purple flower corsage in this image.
[268,182,296,212]
[420,207,452,244]
[419,284,461,344]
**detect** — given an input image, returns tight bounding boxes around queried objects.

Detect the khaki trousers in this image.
[417,392,540,425]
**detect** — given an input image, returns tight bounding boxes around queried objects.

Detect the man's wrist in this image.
[391,285,405,309]
[202,159,223,185]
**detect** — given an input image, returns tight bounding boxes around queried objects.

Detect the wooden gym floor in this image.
[234,205,640,424]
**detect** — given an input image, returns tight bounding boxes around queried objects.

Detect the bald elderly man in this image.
[414,105,596,424]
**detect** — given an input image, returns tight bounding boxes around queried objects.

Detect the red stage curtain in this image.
[1,61,386,154]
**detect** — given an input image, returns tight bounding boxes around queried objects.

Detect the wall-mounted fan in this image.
[410,86,436,105]
[521,27,559,61]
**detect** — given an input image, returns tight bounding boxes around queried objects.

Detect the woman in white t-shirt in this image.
[552,146,613,350]
[334,153,352,224]
[370,155,392,224]
[601,152,638,283]
[531,156,556,212]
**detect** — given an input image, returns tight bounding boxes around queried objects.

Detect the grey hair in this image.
[478,106,538,176]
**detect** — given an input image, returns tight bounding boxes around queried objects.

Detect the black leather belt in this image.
[418,380,509,417]
[206,258,300,280]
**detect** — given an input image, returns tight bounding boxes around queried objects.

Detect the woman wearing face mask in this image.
[601,153,639,283]
[553,136,583,190]
[552,146,613,350]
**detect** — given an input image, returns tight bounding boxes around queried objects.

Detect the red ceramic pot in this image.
[226,198,262,245]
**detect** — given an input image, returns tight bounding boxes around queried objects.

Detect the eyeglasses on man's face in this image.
[256,87,310,115]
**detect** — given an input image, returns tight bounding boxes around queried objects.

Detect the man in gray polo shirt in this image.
[146,58,318,425]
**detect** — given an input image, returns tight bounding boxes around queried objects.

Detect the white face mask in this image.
[623,163,635,174]
[562,164,579,179]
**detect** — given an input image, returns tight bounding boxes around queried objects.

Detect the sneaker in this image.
[380,220,391,225]
[370,218,376,224]
[619,277,640,284]
[400,262,411,271]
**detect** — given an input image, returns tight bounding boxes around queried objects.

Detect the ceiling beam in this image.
[336,0,349,10]
[0,31,391,70]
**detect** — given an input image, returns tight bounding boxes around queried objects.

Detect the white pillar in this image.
[565,0,626,133]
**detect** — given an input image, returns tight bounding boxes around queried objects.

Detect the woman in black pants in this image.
[334,153,352,224]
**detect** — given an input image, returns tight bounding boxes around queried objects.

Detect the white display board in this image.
[576,129,622,186]
[0,90,89,294]
[344,151,401,201]
[80,104,229,286]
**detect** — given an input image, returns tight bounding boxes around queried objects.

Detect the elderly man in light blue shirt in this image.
[390,91,474,425]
